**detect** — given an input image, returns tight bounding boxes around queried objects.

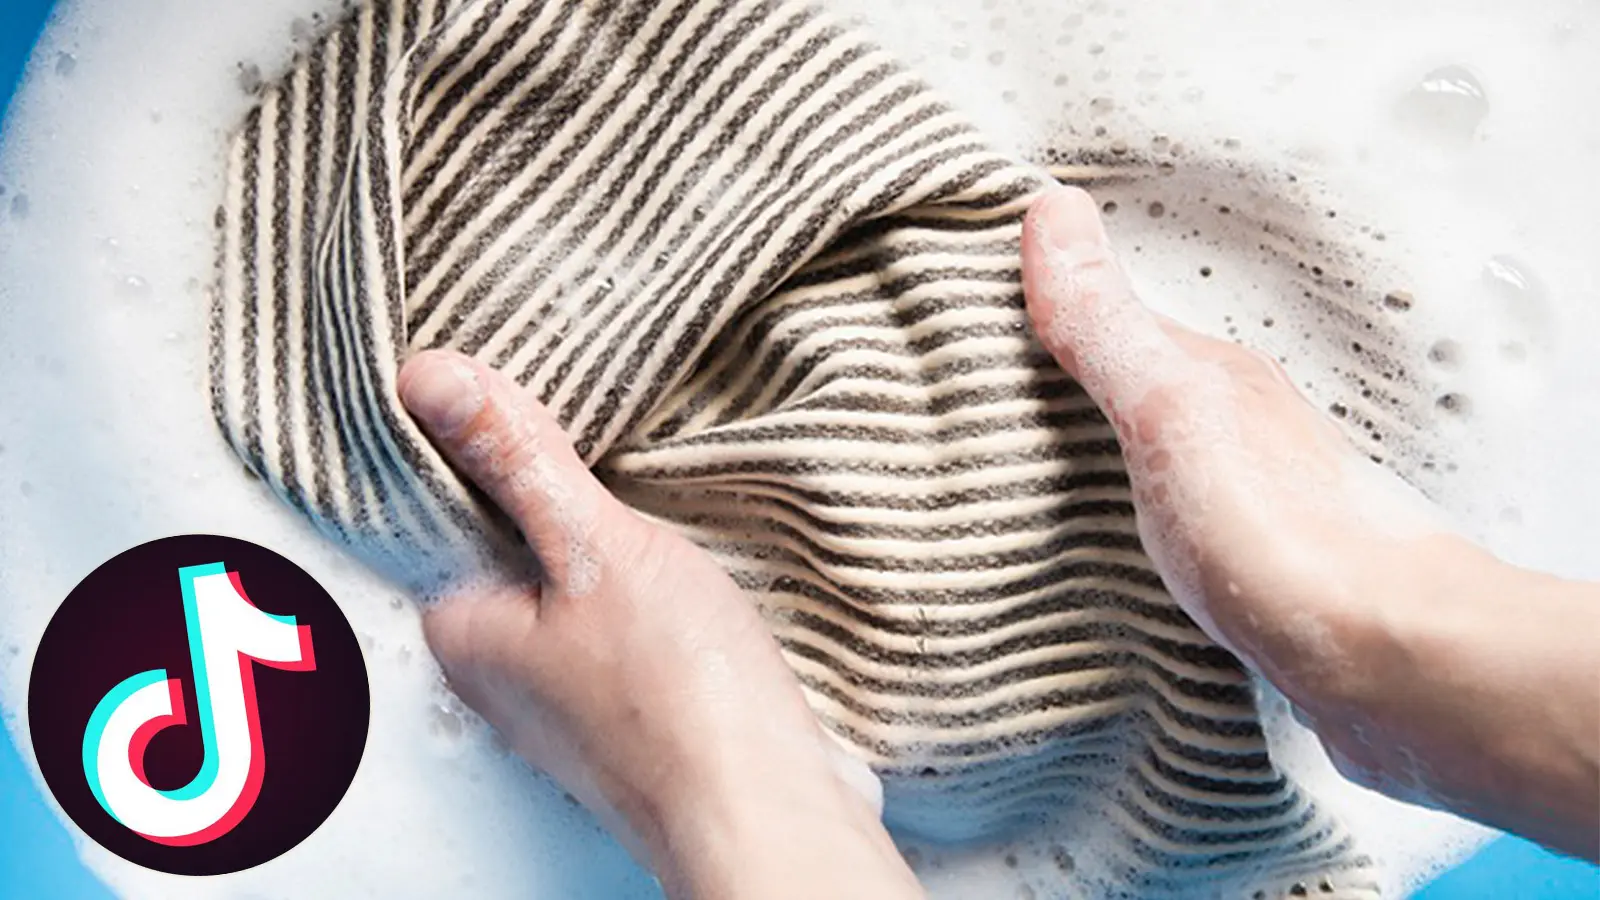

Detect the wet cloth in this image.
[211,0,1418,894]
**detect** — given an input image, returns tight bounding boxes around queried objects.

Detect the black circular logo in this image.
[27,535,369,875]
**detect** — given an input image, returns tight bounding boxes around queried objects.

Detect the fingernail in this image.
[402,355,484,437]
[1037,186,1110,252]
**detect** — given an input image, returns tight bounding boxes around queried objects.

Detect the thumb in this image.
[421,582,541,693]
[1021,186,1177,412]
[398,349,629,598]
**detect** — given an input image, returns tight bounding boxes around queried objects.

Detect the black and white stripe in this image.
[213,0,1434,895]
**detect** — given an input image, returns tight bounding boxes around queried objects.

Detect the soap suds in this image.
[835,0,1598,896]
[510,454,602,598]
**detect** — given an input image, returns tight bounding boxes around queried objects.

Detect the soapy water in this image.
[1,0,1596,897]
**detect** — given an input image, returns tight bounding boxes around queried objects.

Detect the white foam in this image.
[0,1,655,897]
[834,0,1598,896]
[2,0,1597,897]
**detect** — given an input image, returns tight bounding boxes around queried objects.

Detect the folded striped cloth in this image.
[211,0,1430,894]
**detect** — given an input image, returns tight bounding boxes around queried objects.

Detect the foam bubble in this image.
[0,1,658,897]
[835,0,1597,894]
[1397,65,1490,146]
[1481,255,1554,352]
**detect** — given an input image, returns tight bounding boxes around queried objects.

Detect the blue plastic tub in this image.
[0,1,1595,896]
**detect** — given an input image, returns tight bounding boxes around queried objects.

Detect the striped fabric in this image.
[212,0,1431,895]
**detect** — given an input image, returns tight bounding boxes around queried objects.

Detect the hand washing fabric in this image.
[210,0,1443,896]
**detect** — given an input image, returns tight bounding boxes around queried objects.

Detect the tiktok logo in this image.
[30,536,368,875]
[83,563,316,846]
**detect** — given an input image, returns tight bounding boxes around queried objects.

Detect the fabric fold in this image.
[212,0,1427,895]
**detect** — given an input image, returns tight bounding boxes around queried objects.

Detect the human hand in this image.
[397,351,921,899]
[1018,185,1466,724]
[1020,188,1600,860]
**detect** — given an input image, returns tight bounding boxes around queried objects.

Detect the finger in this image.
[398,349,615,594]
[1021,186,1177,411]
[1238,347,1348,443]
[1151,314,1336,423]
[1150,311,1232,358]
[1253,350,1296,392]
[1022,185,1119,384]
[1166,324,1352,446]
